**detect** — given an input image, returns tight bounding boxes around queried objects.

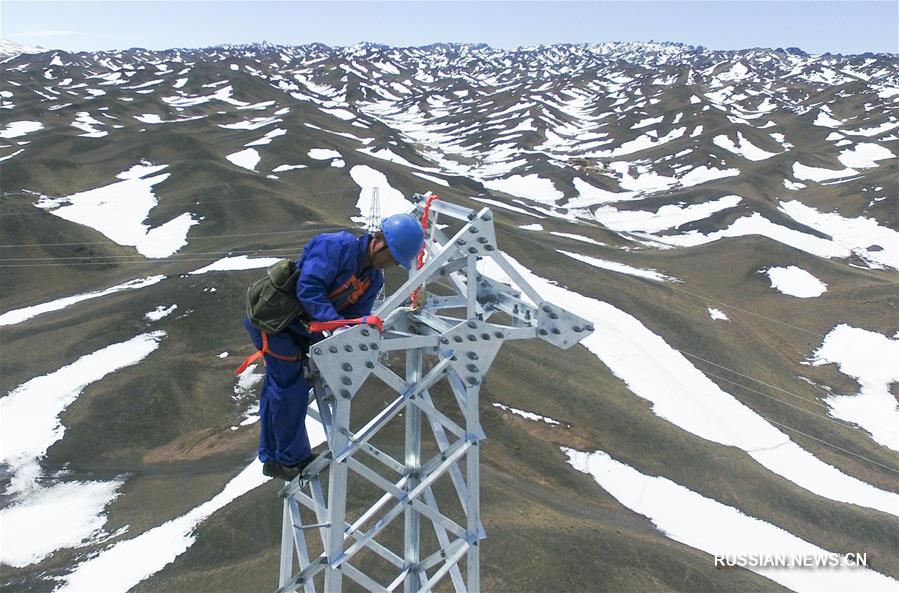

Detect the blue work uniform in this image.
[242,232,384,466]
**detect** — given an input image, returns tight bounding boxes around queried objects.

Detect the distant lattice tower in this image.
[369,187,386,301]
[367,187,381,233]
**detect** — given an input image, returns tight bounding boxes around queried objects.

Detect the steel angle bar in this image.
[414,197,476,222]
[339,394,405,459]
[418,537,467,574]
[387,569,412,592]
[347,458,468,540]
[420,487,466,593]
[409,309,456,333]
[280,501,295,588]
[466,256,478,318]
[371,362,408,393]
[407,393,466,438]
[340,497,409,568]
[417,541,471,593]
[410,439,473,501]
[417,389,473,521]
[309,478,331,551]
[486,251,544,307]
[275,556,329,593]
[358,441,405,474]
[287,499,317,593]
[421,295,468,311]
[445,372,485,441]
[337,359,452,464]
[430,256,469,278]
[292,488,405,569]
[380,335,440,351]
[312,384,336,444]
[375,237,461,317]
[499,326,538,340]
[343,562,391,593]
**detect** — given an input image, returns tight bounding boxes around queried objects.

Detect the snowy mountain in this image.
[1,41,897,593]
[0,40,44,58]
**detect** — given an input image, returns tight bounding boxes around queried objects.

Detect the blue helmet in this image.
[381,213,424,269]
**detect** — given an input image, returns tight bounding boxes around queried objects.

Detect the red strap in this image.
[411,194,439,309]
[234,331,303,375]
[308,315,383,334]
[234,350,263,376]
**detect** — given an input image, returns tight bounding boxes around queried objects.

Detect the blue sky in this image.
[3,1,897,55]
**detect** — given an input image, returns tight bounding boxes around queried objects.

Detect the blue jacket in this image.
[290,232,384,332]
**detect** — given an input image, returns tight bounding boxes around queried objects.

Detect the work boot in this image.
[263,455,315,481]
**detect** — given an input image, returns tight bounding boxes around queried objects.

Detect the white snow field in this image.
[559,250,678,283]
[765,266,827,298]
[34,163,198,258]
[811,325,899,452]
[708,308,730,321]
[188,255,283,274]
[778,200,899,270]
[57,415,327,593]
[225,148,261,171]
[0,275,165,326]
[565,448,899,593]
[144,304,178,321]
[0,332,165,566]
[493,402,562,425]
[0,119,43,138]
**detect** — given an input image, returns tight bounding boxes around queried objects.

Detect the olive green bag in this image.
[246,259,305,333]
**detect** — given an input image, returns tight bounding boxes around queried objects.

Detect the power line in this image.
[696,365,897,437]
[679,350,833,411]
[0,225,350,249]
[0,254,299,268]
[0,187,361,216]
[0,246,303,262]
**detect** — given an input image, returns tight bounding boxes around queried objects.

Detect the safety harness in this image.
[234,267,380,375]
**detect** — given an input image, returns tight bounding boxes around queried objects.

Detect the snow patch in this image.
[34,164,198,258]
[0,276,165,327]
[811,325,899,452]
[144,304,177,321]
[765,266,827,298]
[565,448,898,593]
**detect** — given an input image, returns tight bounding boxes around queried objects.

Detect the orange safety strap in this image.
[234,331,303,375]
[410,193,439,309]
[329,274,373,312]
[308,315,383,334]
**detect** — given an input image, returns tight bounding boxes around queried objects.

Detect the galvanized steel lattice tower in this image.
[275,195,593,593]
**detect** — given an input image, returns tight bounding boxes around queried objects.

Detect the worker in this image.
[242,214,425,481]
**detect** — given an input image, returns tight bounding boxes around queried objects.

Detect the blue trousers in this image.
[242,318,313,466]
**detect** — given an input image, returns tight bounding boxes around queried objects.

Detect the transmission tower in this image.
[367,187,381,233]
[274,195,593,593]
